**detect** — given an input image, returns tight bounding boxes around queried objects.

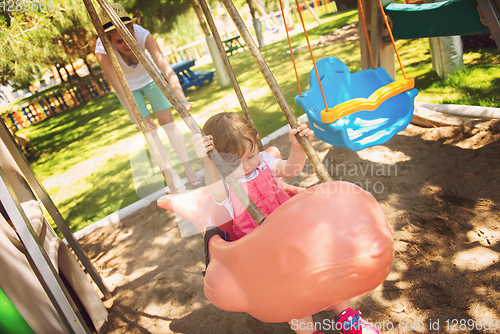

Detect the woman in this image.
[95,3,202,191]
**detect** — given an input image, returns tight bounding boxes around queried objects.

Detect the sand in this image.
[79,117,500,334]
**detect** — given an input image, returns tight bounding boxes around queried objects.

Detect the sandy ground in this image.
[77,23,500,334]
[79,116,500,334]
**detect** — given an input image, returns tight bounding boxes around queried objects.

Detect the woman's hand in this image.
[182,101,194,111]
[135,123,157,132]
[191,134,214,159]
[288,120,314,148]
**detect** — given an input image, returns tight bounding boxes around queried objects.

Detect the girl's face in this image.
[108,26,134,55]
[238,144,259,178]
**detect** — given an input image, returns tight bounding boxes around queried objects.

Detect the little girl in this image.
[192,112,379,334]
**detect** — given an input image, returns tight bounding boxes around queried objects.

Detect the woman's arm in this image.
[145,34,193,111]
[96,52,138,122]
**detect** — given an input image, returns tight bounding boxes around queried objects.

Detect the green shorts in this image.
[118,81,172,122]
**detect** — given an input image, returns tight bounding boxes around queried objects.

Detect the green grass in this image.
[14,9,500,235]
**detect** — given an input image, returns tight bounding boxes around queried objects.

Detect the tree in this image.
[0,0,97,89]
[0,10,45,89]
[119,0,193,35]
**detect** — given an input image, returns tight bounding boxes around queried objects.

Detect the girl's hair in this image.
[203,112,259,157]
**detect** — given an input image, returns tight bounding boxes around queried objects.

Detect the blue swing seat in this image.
[295,57,418,151]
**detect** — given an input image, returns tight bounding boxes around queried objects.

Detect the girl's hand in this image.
[191,134,214,159]
[288,120,314,148]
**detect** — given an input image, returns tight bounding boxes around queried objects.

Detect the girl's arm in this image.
[191,134,228,202]
[275,121,314,178]
[145,34,194,111]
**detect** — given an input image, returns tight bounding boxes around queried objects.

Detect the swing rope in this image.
[376,0,408,79]
[293,0,328,111]
[278,0,302,96]
[278,0,328,110]
[358,0,375,69]
[284,0,413,123]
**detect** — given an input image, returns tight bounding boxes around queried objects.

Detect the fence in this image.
[163,0,338,64]
[164,39,212,64]
[2,74,111,130]
[261,0,338,32]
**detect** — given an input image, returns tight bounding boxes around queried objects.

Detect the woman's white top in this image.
[95,24,158,90]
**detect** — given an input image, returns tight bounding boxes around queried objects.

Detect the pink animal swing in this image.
[157,0,394,324]
[157,149,394,323]
[84,0,392,323]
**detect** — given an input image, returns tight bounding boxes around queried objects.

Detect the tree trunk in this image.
[190,0,211,36]
[247,0,257,19]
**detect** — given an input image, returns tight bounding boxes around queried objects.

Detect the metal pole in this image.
[477,0,500,51]
[198,0,264,151]
[82,0,177,193]
[219,0,332,183]
[92,0,266,225]
[0,120,112,300]
[0,168,91,334]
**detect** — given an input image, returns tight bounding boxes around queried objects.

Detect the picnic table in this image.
[222,35,246,56]
[171,59,214,90]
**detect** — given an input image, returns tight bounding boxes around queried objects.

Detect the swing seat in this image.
[158,179,393,323]
[295,57,418,151]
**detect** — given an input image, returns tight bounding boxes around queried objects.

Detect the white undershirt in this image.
[95,24,159,90]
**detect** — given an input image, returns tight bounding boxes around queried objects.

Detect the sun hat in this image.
[99,3,137,33]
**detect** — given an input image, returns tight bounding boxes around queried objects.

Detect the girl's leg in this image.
[288,316,317,334]
[155,108,201,184]
[332,300,380,334]
[332,300,351,317]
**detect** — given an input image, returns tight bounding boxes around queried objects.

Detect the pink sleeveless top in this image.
[229,163,291,239]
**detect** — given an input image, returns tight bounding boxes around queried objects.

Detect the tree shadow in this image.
[80,119,500,333]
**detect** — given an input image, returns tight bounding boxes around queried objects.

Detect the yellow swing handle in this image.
[321,77,415,123]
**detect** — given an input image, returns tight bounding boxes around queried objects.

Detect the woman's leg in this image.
[155,108,201,184]
[144,115,184,186]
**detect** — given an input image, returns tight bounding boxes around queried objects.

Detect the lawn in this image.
[15,9,500,235]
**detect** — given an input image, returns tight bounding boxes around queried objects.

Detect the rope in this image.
[278,0,302,96]
[376,0,408,78]
[280,0,328,110]
[358,0,375,69]
[283,0,409,113]
[293,0,329,111]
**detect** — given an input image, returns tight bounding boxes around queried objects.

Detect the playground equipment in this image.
[0,120,111,334]
[85,0,392,325]
[292,0,417,150]
[157,151,393,322]
[0,288,34,334]
[296,57,418,150]
[384,0,500,77]
[385,0,497,42]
